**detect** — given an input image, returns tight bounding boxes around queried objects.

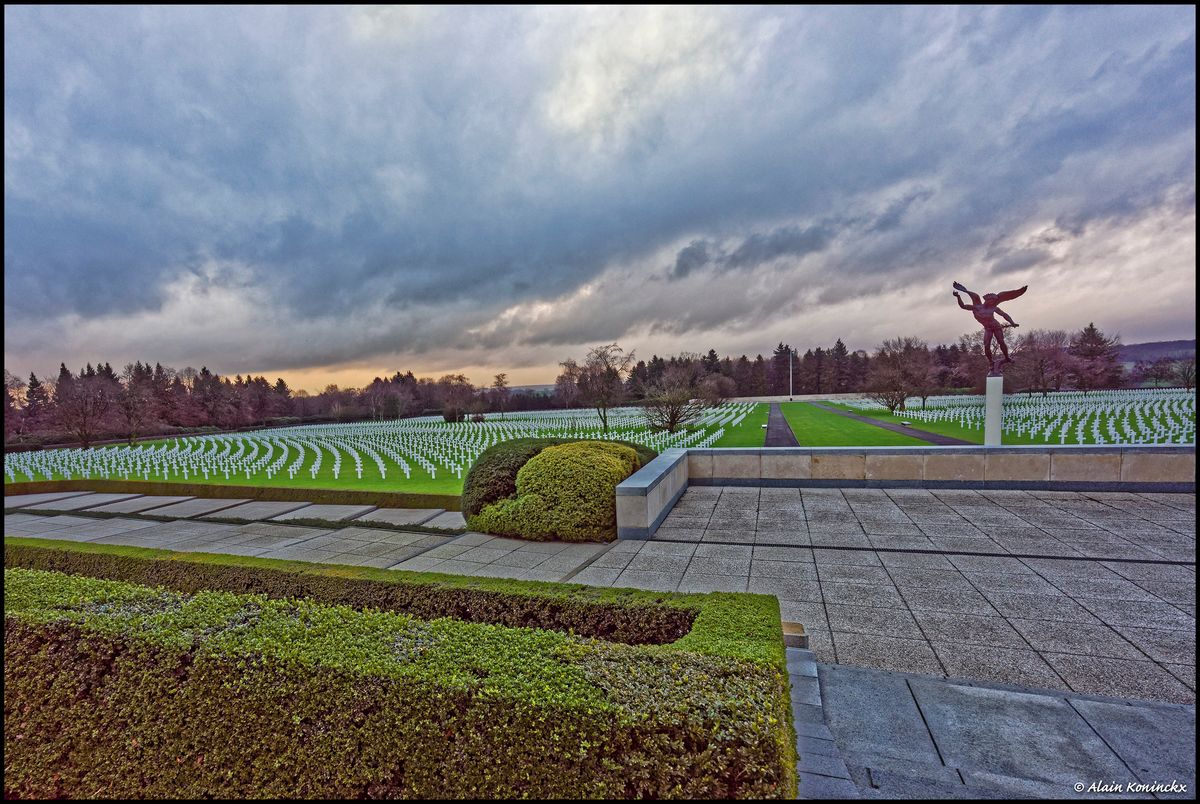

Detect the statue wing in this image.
[952,282,981,305]
[993,285,1028,303]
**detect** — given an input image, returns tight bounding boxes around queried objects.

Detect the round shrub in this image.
[462,437,656,518]
[468,441,641,542]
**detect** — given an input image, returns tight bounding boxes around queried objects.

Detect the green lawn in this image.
[708,404,768,447]
[820,401,1139,446]
[780,402,930,446]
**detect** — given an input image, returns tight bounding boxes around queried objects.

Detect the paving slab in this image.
[820,664,942,765]
[1115,626,1197,666]
[1007,618,1147,660]
[932,643,1066,689]
[27,493,144,511]
[1070,698,1197,786]
[424,511,467,529]
[352,508,444,526]
[147,498,252,518]
[86,495,197,514]
[201,500,313,520]
[907,678,1133,787]
[832,632,943,675]
[270,504,376,522]
[1041,653,1195,704]
[3,491,93,508]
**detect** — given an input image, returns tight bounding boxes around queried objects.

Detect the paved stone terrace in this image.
[3,490,468,530]
[4,492,599,579]
[635,486,1196,704]
[796,655,1195,799]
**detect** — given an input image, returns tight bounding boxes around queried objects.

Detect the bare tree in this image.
[698,372,737,405]
[390,384,416,419]
[578,343,635,433]
[950,331,990,392]
[554,359,582,408]
[1012,329,1073,394]
[864,361,911,413]
[436,374,476,422]
[904,341,940,409]
[55,366,118,448]
[866,337,938,412]
[643,366,711,433]
[492,373,510,419]
[116,363,158,444]
[1174,358,1196,391]
[4,370,25,443]
[362,379,389,420]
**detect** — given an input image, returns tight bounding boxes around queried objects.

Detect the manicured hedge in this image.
[4,538,695,645]
[2,478,461,511]
[461,437,656,518]
[4,566,796,799]
[471,441,639,542]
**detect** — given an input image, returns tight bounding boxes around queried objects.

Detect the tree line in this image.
[4,322,1193,447]
[3,364,543,448]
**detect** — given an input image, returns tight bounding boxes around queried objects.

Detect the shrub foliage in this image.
[470,441,639,542]
[4,566,797,799]
[461,437,655,518]
[4,538,695,645]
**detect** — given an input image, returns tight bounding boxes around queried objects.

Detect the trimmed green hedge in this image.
[471,441,639,542]
[4,564,796,798]
[4,538,695,645]
[461,437,656,518]
[2,478,461,511]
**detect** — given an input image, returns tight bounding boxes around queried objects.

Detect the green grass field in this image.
[780,402,930,446]
[819,402,1013,445]
[820,401,1152,446]
[708,404,768,447]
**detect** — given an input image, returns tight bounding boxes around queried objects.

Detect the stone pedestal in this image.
[984,375,1003,446]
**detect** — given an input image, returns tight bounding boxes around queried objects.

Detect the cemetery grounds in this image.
[5,390,1194,496]
[3,403,764,496]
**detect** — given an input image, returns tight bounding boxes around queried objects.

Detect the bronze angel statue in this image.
[952,282,1027,374]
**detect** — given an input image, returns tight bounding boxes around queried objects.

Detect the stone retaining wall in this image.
[614,449,689,540]
[615,445,1195,539]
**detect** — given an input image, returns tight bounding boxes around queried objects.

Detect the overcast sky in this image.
[4,5,1196,391]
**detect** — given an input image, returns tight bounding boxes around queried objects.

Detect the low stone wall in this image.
[615,445,1195,539]
[615,449,688,540]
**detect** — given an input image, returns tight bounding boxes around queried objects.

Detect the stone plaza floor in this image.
[640,486,1196,704]
[792,651,1195,799]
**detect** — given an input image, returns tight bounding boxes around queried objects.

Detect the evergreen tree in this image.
[830,339,850,392]
[770,342,792,395]
[1069,323,1124,391]
[811,347,826,395]
[25,372,50,431]
[751,355,769,395]
[732,355,753,395]
[797,349,816,394]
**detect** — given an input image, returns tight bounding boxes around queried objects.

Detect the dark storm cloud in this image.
[3,5,1195,377]
[671,241,710,280]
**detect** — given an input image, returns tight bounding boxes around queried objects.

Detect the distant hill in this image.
[1118,339,1195,364]
[511,384,555,395]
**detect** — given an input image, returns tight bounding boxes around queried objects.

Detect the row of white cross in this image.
[3,403,755,483]
[844,388,1196,445]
